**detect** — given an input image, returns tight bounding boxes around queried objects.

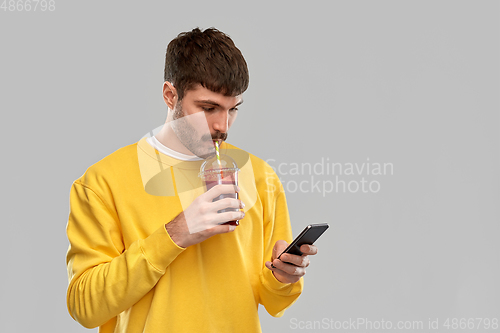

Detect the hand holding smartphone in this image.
[277,223,329,263]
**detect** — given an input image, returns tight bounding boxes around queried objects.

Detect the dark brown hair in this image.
[164,27,249,100]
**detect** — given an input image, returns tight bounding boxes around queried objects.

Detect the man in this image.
[66,27,318,332]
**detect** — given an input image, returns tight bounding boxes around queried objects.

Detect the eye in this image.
[202,106,215,112]
[230,108,238,113]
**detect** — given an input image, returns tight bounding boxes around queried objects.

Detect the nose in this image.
[212,110,229,133]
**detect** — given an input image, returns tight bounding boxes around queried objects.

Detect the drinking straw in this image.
[214,140,224,179]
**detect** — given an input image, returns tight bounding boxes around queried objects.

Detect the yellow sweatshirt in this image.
[66,137,303,332]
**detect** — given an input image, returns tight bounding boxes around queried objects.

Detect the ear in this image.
[162,81,178,110]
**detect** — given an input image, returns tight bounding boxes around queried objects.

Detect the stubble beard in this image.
[171,102,216,159]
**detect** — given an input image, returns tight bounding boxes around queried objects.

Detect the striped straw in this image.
[214,140,224,179]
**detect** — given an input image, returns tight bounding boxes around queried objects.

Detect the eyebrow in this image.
[194,99,244,108]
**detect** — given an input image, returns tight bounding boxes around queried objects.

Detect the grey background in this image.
[1,0,498,332]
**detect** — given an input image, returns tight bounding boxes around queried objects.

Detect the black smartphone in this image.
[277,223,329,261]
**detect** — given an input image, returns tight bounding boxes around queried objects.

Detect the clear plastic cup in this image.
[199,154,240,226]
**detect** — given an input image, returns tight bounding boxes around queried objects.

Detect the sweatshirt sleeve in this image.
[66,181,185,328]
[257,176,304,317]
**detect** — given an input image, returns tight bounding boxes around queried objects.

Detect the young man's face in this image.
[171,84,243,158]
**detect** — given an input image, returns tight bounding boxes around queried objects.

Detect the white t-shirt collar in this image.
[146,136,203,161]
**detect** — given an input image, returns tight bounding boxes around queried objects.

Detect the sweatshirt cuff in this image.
[139,224,185,272]
[260,266,295,294]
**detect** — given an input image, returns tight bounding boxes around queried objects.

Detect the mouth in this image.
[212,139,223,147]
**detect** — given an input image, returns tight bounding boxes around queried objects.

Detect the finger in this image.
[211,198,243,212]
[204,223,237,237]
[204,184,239,201]
[266,261,286,275]
[274,240,288,259]
[300,244,318,255]
[272,259,306,276]
[211,210,245,225]
[266,262,301,284]
[279,253,310,267]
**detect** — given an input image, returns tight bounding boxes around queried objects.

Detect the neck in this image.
[154,121,195,156]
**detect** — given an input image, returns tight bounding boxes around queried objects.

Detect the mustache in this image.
[213,133,227,141]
